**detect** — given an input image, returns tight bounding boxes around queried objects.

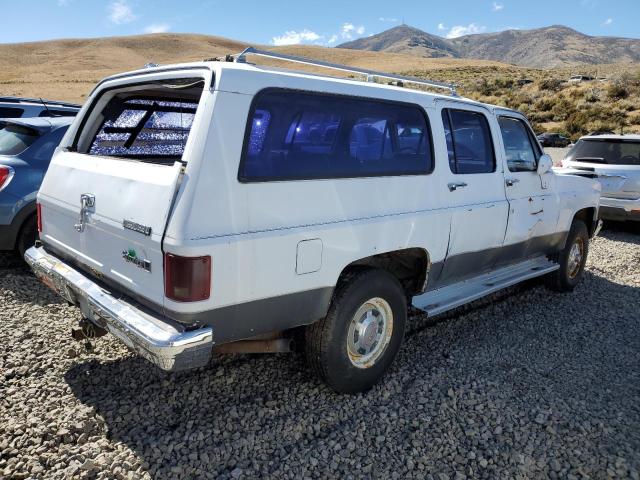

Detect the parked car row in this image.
[0,49,636,393]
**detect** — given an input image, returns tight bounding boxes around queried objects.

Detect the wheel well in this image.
[337,248,430,296]
[573,207,596,237]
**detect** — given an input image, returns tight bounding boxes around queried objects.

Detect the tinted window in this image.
[566,139,640,166]
[498,117,540,172]
[240,89,432,181]
[38,109,77,118]
[0,122,40,155]
[442,109,495,174]
[88,97,199,163]
[0,107,24,119]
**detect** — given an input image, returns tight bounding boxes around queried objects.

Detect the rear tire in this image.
[305,269,407,394]
[17,215,37,259]
[548,220,589,292]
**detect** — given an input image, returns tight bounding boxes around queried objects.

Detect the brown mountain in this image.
[338,24,640,68]
[338,24,458,58]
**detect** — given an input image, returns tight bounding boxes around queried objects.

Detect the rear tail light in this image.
[0,165,15,192]
[164,253,211,302]
[36,202,43,234]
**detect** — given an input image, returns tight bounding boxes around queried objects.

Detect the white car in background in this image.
[563,135,640,222]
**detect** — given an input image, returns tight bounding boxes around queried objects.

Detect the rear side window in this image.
[239,89,433,181]
[442,109,495,174]
[567,139,640,166]
[0,122,40,155]
[0,107,24,119]
[498,116,540,172]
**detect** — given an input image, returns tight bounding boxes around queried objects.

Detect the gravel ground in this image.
[1,224,640,480]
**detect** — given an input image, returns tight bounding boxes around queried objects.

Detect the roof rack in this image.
[234,47,458,96]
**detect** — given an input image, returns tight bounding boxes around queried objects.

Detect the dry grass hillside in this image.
[0,33,510,103]
[1,33,639,138]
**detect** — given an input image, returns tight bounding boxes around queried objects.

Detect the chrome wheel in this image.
[346,297,394,369]
[567,237,584,279]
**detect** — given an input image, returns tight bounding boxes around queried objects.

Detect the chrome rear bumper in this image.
[24,246,213,372]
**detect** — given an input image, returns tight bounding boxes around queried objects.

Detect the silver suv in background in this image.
[563,135,640,222]
[0,97,80,119]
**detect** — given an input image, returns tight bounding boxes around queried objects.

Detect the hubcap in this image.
[567,238,584,279]
[347,297,394,369]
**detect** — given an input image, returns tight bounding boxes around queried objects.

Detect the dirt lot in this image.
[1,224,639,479]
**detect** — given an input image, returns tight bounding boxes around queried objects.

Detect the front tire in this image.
[305,269,407,394]
[548,220,589,292]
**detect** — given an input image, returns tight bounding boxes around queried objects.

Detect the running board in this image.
[412,257,559,317]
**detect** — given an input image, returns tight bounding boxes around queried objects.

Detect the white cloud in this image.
[492,1,504,11]
[271,22,365,47]
[108,0,137,25]
[57,0,71,6]
[271,29,322,46]
[446,23,487,38]
[341,22,365,40]
[379,17,399,23]
[581,0,598,8]
[602,17,613,26]
[437,23,447,31]
[144,23,170,34]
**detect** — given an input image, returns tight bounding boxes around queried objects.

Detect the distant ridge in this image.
[338,24,640,68]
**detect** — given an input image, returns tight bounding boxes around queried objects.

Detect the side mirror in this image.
[537,154,553,175]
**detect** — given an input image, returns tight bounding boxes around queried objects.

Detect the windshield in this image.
[567,139,640,166]
[0,122,40,155]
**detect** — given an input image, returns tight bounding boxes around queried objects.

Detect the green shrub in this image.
[540,78,564,92]
[607,83,629,100]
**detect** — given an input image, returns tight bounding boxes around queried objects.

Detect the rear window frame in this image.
[237,87,435,183]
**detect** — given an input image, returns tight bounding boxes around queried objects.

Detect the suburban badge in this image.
[123,219,152,236]
[122,249,152,272]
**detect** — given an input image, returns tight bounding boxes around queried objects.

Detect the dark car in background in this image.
[0,116,74,256]
[537,132,571,148]
[0,96,80,119]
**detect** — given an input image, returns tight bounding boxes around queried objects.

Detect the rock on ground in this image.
[1,223,639,479]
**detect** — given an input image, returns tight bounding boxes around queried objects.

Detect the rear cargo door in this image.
[37,72,209,306]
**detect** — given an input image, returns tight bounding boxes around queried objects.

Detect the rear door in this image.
[38,69,210,306]
[433,104,509,287]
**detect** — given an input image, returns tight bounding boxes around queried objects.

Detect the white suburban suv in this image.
[26,49,601,393]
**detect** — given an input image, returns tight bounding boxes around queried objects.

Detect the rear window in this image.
[567,139,640,166]
[0,122,40,155]
[0,107,24,119]
[239,89,433,182]
[83,79,204,164]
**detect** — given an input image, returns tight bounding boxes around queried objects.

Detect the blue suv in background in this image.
[0,116,74,256]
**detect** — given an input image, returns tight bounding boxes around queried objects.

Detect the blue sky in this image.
[1,0,638,45]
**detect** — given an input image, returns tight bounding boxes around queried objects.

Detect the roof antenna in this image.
[39,98,59,117]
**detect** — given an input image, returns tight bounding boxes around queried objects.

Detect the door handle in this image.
[74,193,95,233]
[448,182,468,192]
[505,178,520,187]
